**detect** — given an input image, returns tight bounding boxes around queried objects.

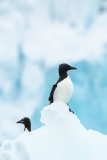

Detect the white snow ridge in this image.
[0,102,107,160]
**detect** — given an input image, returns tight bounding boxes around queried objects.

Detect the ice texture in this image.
[0,102,107,160]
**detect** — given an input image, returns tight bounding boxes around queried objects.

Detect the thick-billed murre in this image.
[16,117,31,132]
[48,63,77,113]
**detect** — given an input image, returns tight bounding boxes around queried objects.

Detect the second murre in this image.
[17,117,31,132]
[48,63,77,113]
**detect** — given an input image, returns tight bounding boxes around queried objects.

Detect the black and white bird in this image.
[16,117,31,132]
[48,63,77,113]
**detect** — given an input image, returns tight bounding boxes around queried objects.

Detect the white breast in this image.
[24,128,29,132]
[53,76,73,104]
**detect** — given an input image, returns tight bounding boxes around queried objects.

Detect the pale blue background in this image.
[0,0,107,145]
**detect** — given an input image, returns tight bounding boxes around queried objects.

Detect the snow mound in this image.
[0,140,30,160]
[0,102,107,160]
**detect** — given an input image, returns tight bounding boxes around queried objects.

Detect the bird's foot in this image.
[69,108,74,114]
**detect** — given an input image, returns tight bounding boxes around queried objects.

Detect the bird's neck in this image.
[24,124,31,132]
[57,72,68,84]
[24,128,29,132]
[59,71,68,78]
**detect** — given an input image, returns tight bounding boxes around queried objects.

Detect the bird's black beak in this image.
[69,66,77,70]
[16,119,24,124]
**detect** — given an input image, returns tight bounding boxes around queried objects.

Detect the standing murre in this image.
[16,117,31,132]
[48,63,77,113]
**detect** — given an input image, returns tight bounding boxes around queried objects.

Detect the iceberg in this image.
[0,102,107,160]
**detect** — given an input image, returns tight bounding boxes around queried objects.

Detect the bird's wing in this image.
[48,76,63,104]
[48,84,57,104]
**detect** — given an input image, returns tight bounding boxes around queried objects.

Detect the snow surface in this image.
[0,102,107,160]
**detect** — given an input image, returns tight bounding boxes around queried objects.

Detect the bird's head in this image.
[58,63,77,75]
[16,117,31,132]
